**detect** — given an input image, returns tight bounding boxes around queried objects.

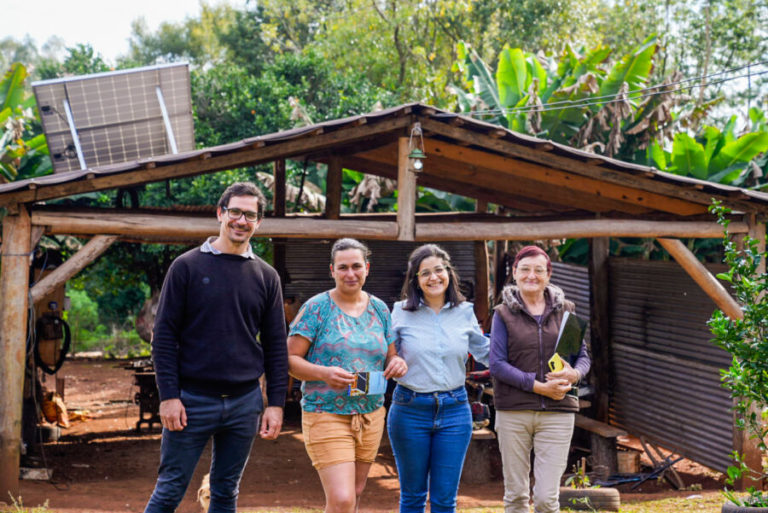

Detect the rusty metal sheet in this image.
[608,258,733,472]
[282,239,477,309]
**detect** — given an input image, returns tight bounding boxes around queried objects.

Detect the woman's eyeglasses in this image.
[418,266,448,279]
[517,266,547,276]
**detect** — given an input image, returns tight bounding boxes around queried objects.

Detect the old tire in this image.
[559,487,620,511]
[722,502,768,512]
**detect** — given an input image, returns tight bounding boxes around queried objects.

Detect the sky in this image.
[6,0,241,63]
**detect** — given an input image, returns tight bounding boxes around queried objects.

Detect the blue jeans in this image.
[144,387,263,513]
[387,385,473,513]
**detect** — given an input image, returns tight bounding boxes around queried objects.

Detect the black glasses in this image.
[221,206,259,222]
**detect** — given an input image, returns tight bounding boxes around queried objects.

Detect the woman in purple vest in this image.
[489,245,590,513]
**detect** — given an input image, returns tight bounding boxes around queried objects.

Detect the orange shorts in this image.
[301,407,386,469]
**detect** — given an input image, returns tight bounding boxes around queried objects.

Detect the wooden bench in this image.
[574,414,627,478]
[461,427,497,484]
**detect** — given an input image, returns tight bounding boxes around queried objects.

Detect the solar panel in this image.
[32,63,195,173]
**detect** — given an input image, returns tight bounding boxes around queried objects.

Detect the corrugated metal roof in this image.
[2,102,767,208]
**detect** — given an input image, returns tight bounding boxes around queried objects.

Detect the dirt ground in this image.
[14,359,725,513]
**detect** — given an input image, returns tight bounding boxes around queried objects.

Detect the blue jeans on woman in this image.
[387,384,473,513]
[144,387,263,513]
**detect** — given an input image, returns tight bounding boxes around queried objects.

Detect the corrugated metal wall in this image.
[608,258,733,472]
[551,261,591,322]
[281,240,477,308]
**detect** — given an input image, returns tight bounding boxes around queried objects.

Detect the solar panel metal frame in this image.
[32,62,195,174]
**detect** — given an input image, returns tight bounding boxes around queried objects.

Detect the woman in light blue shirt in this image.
[387,244,490,513]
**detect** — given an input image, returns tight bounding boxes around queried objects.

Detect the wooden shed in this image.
[1,103,766,495]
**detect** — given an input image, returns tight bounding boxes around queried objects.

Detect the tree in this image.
[122,4,241,67]
[709,201,768,507]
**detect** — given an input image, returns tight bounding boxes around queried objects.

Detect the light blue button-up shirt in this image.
[392,300,490,393]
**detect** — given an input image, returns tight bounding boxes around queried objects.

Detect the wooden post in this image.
[30,235,117,306]
[494,239,508,300]
[732,214,766,491]
[657,238,742,320]
[0,205,32,498]
[397,137,416,241]
[325,156,342,220]
[273,159,286,218]
[473,200,490,325]
[474,241,490,325]
[588,237,612,423]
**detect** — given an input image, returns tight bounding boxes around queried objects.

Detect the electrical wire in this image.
[511,60,768,112]
[463,62,768,117]
[469,68,768,116]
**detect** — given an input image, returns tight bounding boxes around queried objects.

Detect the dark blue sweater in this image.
[151,247,288,406]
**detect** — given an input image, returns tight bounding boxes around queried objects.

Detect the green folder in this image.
[554,311,588,360]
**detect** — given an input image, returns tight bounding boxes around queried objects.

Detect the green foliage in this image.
[454,36,663,157]
[564,459,593,489]
[708,200,768,506]
[597,35,656,100]
[0,62,52,182]
[63,288,100,346]
[416,188,476,213]
[654,114,768,186]
[63,287,149,357]
[101,324,150,359]
[35,44,112,79]
[191,50,394,148]
[69,245,151,322]
[122,4,240,67]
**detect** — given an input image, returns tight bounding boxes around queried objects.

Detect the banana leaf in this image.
[598,35,657,100]
[648,141,667,170]
[708,164,748,185]
[496,48,527,110]
[702,126,724,165]
[670,132,707,179]
[710,132,768,174]
[0,63,28,111]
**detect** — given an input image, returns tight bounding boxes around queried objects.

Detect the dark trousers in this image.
[144,387,263,513]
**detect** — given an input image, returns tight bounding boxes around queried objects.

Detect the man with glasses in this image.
[145,182,288,513]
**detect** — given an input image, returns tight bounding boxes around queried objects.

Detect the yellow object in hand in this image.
[548,353,564,372]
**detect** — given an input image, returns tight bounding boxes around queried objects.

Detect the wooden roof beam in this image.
[417,117,765,214]
[417,219,748,241]
[31,209,399,240]
[423,139,707,216]
[0,116,413,208]
[343,154,577,214]
[357,144,651,215]
[657,238,743,320]
[30,209,747,241]
[30,235,118,305]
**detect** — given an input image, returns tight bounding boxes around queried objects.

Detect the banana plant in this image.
[649,111,768,186]
[453,36,660,157]
[0,62,52,182]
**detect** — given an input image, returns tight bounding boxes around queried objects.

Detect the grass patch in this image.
[1,493,725,513]
[0,497,50,513]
